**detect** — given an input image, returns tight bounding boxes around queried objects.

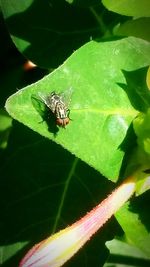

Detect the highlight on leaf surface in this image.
[146,66,150,90]
[0,109,12,149]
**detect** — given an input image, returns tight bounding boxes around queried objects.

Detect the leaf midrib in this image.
[8,103,138,117]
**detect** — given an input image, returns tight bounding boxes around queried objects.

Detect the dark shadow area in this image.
[1,0,128,69]
[0,10,48,108]
[129,190,150,233]
[0,121,118,267]
[31,94,59,135]
[2,0,100,68]
[117,66,150,179]
[118,67,150,113]
[118,123,137,179]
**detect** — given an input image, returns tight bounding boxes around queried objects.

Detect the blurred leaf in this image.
[121,66,150,194]
[135,172,150,196]
[115,199,150,258]
[106,238,150,259]
[0,109,12,149]
[146,66,150,90]
[123,147,150,196]
[102,0,150,17]
[130,106,150,195]
[0,0,100,68]
[104,238,150,267]
[65,0,100,7]
[115,18,150,42]
[5,37,150,181]
[134,110,150,155]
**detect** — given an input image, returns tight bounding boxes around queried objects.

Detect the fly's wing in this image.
[38,92,55,113]
[59,87,73,109]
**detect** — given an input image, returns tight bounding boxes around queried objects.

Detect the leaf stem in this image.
[90,6,107,35]
[52,157,78,233]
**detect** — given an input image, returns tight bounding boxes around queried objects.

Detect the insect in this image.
[39,88,72,127]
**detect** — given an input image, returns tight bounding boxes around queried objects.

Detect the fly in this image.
[39,88,72,127]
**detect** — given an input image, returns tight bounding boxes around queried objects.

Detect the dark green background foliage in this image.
[0,0,150,266]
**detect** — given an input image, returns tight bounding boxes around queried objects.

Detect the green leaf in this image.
[134,110,150,155]
[0,242,28,265]
[5,37,150,181]
[102,0,150,17]
[123,147,150,196]
[121,71,150,193]
[115,200,150,257]
[135,171,150,196]
[130,107,150,195]
[147,66,150,90]
[104,238,150,267]
[0,109,12,149]
[115,18,150,43]
[0,0,100,68]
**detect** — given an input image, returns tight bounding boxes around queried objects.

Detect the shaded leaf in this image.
[115,199,150,257]
[123,147,150,196]
[115,18,150,43]
[0,0,100,68]
[65,0,99,7]
[134,109,150,154]
[122,67,150,113]
[0,109,12,149]
[104,238,150,267]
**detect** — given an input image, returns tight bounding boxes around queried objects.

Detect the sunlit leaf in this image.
[102,0,150,17]
[5,37,150,180]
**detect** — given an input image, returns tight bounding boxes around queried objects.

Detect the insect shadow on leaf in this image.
[31,94,59,136]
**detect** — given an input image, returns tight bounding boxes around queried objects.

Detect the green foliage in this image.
[65,0,100,7]
[116,201,150,257]
[0,109,12,149]
[134,110,150,155]
[5,37,150,180]
[102,0,150,17]
[0,0,100,68]
[115,18,150,43]
[102,0,150,42]
[1,1,150,266]
[104,239,150,267]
